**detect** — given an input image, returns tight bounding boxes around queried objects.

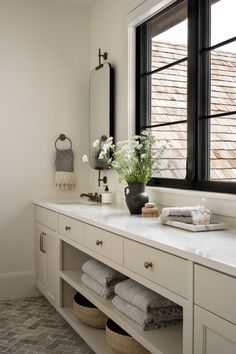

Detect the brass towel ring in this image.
[55,134,72,150]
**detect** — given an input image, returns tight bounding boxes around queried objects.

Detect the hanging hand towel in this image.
[55,148,75,190]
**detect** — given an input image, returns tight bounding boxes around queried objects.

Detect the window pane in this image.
[151,2,187,71]
[152,123,187,179]
[210,113,236,181]
[152,22,187,71]
[151,61,188,125]
[211,43,236,116]
[148,1,188,180]
[211,0,236,47]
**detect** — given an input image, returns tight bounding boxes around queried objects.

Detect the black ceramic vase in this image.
[124,182,149,214]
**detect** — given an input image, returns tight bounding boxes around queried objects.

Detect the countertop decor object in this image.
[125,182,149,214]
[142,202,159,217]
[165,220,228,232]
[73,292,108,328]
[97,129,169,214]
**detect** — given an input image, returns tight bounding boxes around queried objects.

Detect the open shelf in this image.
[59,269,183,354]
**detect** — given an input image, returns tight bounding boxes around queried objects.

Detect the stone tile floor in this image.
[0,296,94,354]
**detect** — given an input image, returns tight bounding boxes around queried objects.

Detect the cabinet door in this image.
[194,306,236,354]
[35,223,57,307]
[45,227,57,306]
[35,224,47,294]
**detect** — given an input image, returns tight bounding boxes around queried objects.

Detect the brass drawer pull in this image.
[65,226,71,231]
[144,261,152,269]
[96,240,103,246]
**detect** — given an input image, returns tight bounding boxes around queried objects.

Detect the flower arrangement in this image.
[94,129,168,184]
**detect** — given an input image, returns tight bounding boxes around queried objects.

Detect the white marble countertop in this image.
[34,199,236,277]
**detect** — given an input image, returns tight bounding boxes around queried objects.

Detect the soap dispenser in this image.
[101,185,112,204]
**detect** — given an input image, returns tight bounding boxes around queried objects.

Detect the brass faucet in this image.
[80,192,101,203]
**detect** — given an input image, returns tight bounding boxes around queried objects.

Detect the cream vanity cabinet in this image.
[34,203,236,354]
[35,206,57,307]
[194,265,236,354]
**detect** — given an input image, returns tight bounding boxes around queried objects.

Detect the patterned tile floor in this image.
[0,296,94,354]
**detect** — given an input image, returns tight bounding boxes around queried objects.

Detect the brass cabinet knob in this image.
[144,261,152,269]
[96,240,103,246]
[65,226,71,231]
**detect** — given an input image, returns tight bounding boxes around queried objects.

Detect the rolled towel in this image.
[115,279,177,314]
[82,259,126,287]
[81,273,115,299]
[162,207,198,217]
[112,296,182,331]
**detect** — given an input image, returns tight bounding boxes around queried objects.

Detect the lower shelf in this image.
[59,270,183,354]
[58,307,114,354]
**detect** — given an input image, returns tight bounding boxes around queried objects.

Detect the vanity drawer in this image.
[58,214,84,245]
[35,206,57,231]
[84,224,123,265]
[194,265,236,324]
[124,239,188,298]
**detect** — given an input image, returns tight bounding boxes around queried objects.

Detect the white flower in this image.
[98,150,106,159]
[93,139,100,148]
[82,154,88,162]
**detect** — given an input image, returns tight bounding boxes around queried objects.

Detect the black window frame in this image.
[136,0,236,194]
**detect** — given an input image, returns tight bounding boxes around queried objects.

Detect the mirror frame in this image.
[89,62,114,170]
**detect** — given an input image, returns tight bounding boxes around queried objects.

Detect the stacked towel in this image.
[160,206,198,224]
[112,279,182,330]
[81,259,127,299]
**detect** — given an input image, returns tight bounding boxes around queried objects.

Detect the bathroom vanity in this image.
[34,200,236,354]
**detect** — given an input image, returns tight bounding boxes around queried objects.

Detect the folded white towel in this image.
[112,295,182,330]
[114,279,176,313]
[112,295,147,328]
[82,259,126,287]
[81,273,115,298]
[162,207,197,217]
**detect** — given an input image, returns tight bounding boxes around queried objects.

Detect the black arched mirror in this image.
[89,62,114,169]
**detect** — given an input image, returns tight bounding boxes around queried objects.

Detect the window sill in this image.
[147,186,236,218]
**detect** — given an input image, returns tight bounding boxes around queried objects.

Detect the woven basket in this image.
[106,319,150,354]
[73,293,108,329]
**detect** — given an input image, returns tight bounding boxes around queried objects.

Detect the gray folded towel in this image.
[82,259,126,287]
[112,295,182,330]
[162,207,198,217]
[160,206,199,224]
[55,149,75,190]
[115,279,177,313]
[160,215,193,224]
[81,273,115,299]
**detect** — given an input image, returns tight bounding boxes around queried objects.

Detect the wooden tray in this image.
[165,220,228,232]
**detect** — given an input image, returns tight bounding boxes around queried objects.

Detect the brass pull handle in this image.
[144,261,152,269]
[65,226,71,231]
[96,240,103,246]
[40,232,46,253]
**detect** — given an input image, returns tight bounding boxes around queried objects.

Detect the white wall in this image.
[88,0,132,194]
[88,0,236,218]
[0,0,90,299]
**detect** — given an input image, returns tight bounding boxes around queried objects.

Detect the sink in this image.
[52,199,97,205]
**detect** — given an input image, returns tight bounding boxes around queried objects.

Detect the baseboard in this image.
[0,271,40,300]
